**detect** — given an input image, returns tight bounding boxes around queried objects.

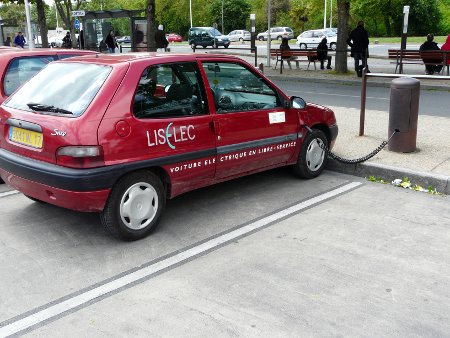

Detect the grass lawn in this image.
[371,36,447,44]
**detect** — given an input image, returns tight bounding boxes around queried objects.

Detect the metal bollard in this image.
[388,77,420,153]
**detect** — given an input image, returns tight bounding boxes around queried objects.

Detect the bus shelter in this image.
[81,9,144,52]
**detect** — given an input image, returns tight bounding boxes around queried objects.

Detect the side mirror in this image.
[291,96,306,109]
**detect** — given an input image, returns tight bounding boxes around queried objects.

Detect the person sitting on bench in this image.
[419,34,443,75]
[279,38,299,69]
[317,38,332,70]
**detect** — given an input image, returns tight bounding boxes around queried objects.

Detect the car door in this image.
[312,31,324,47]
[201,61,299,179]
[98,61,216,195]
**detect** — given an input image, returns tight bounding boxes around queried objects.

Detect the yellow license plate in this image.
[9,126,43,148]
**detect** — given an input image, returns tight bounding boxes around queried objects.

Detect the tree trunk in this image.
[335,0,350,73]
[146,0,156,51]
[36,0,48,48]
[384,15,391,36]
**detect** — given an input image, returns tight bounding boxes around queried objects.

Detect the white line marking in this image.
[0,190,20,198]
[0,181,362,336]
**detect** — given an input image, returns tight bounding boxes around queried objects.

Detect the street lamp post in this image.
[329,0,332,28]
[189,0,193,27]
[266,0,271,66]
[221,0,224,34]
[24,0,34,48]
[323,0,327,29]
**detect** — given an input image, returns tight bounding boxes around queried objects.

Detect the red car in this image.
[166,33,183,43]
[0,48,97,104]
[0,53,338,240]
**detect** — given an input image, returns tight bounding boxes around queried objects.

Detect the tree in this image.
[210,0,251,34]
[335,0,350,73]
[146,0,156,51]
[36,0,48,47]
[55,0,84,48]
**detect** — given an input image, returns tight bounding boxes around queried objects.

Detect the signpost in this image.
[399,5,410,73]
[71,10,85,17]
[75,19,80,30]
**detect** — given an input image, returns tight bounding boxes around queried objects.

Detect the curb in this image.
[326,158,450,195]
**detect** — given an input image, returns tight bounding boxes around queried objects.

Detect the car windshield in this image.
[4,62,111,117]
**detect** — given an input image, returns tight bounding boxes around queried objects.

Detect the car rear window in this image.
[4,62,111,117]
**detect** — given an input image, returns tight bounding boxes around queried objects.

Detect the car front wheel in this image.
[299,43,307,49]
[330,42,336,50]
[258,36,264,41]
[100,171,165,241]
[293,129,328,179]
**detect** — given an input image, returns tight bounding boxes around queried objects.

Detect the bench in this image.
[388,49,450,75]
[270,49,318,74]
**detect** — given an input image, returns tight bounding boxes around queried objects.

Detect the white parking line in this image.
[0,181,362,337]
[0,190,20,198]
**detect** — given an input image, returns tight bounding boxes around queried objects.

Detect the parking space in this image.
[1,170,450,336]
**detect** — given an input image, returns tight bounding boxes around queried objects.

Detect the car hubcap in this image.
[120,182,158,230]
[306,138,325,172]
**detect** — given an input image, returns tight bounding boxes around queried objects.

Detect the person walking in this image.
[155,24,169,52]
[419,34,443,75]
[346,21,369,77]
[62,32,72,48]
[105,29,118,53]
[13,32,26,48]
[317,37,332,70]
[4,37,11,47]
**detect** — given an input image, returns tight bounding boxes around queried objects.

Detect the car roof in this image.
[0,48,97,56]
[57,52,243,66]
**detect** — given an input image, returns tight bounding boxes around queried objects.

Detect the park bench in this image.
[388,49,450,75]
[270,48,318,74]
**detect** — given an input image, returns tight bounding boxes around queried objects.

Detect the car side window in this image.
[202,62,281,114]
[133,62,207,119]
[3,56,55,96]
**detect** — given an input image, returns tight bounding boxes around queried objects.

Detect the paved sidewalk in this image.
[214,51,450,194]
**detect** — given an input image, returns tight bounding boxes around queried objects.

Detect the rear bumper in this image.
[0,167,110,212]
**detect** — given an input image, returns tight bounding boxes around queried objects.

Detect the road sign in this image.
[71,10,85,17]
[75,19,80,30]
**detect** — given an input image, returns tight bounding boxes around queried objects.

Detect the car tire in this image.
[239,37,243,42]
[100,170,165,241]
[299,43,307,49]
[224,44,229,49]
[202,45,207,49]
[330,42,336,50]
[293,129,328,179]
[277,36,282,41]
[258,36,264,41]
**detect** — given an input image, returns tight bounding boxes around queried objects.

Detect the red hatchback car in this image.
[0,48,97,104]
[0,53,338,240]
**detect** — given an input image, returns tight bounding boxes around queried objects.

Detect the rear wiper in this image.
[27,103,73,115]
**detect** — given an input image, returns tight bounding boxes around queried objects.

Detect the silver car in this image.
[228,30,251,42]
[257,27,294,41]
[296,29,337,50]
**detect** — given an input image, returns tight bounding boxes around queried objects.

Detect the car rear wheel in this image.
[100,171,165,241]
[277,36,282,40]
[293,129,328,179]
[224,44,229,48]
[330,42,336,50]
[239,37,243,42]
[258,36,264,41]
[299,43,307,49]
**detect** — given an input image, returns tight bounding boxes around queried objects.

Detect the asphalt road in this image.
[1,169,450,336]
[271,78,450,118]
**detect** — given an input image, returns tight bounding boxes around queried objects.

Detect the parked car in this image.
[116,36,131,44]
[0,48,97,104]
[257,27,294,41]
[48,35,64,48]
[188,27,230,48]
[166,33,183,42]
[296,29,337,50]
[228,30,251,42]
[0,53,338,241]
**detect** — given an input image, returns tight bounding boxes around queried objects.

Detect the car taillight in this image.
[56,146,104,168]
